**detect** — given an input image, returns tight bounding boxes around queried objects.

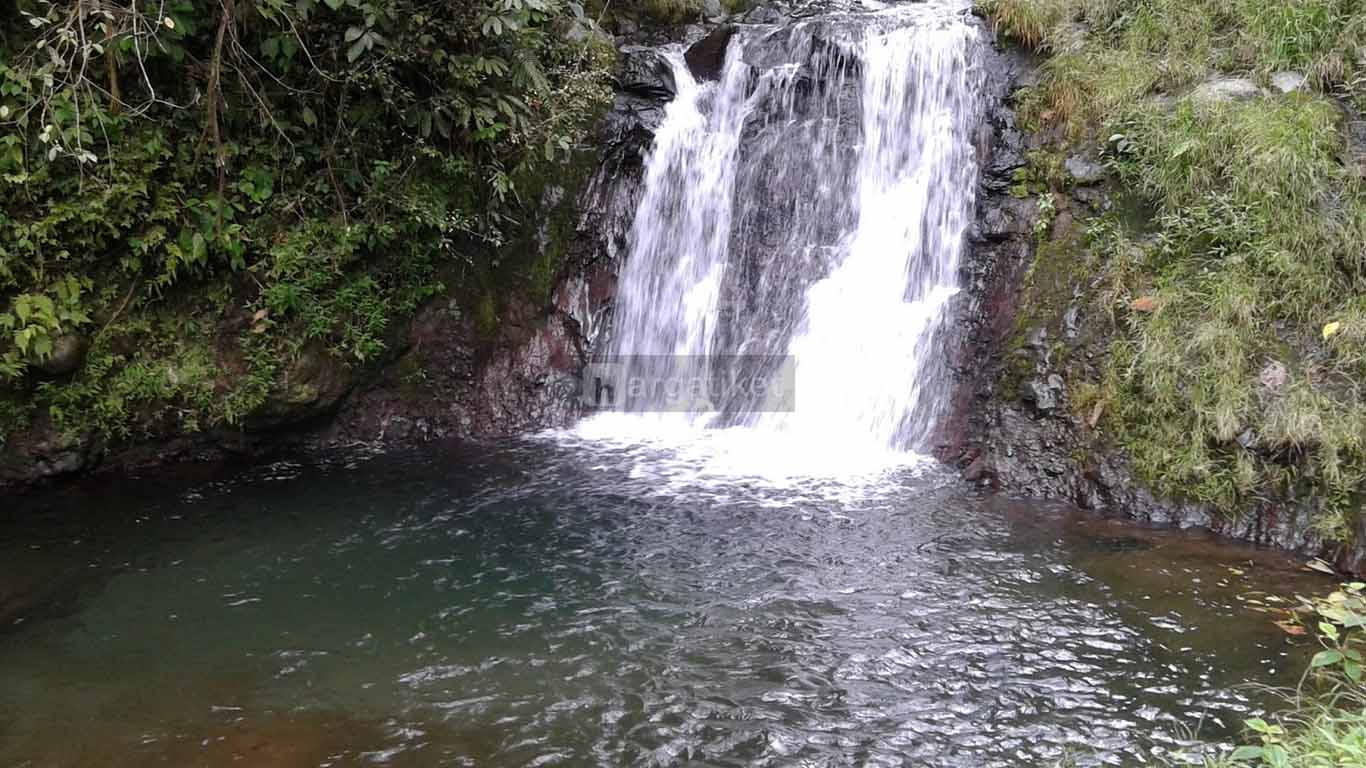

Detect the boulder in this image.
[1023,374,1065,414]
[1064,154,1105,185]
[1270,71,1307,94]
[1191,77,1263,103]
[33,333,88,377]
[684,25,737,81]
[558,16,611,46]
[617,47,677,99]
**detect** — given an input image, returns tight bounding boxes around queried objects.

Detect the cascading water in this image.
[576,2,985,476]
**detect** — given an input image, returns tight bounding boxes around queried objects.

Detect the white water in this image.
[570,3,985,480]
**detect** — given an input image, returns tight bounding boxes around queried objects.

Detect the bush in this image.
[0,0,613,444]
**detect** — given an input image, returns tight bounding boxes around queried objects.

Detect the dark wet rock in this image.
[963,453,993,482]
[976,195,1035,240]
[32,333,89,377]
[249,340,353,429]
[618,46,677,99]
[685,25,737,81]
[0,412,89,486]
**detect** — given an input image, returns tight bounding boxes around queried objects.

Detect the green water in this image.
[0,441,1319,766]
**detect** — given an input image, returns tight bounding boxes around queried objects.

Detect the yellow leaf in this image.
[1273,620,1306,636]
[1322,321,1341,340]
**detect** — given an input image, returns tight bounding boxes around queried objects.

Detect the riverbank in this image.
[956,0,1366,571]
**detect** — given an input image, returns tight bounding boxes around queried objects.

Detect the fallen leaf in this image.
[1273,621,1306,636]
[1306,558,1336,575]
[251,323,267,334]
[252,308,270,322]
[1322,321,1341,340]
[1130,295,1157,312]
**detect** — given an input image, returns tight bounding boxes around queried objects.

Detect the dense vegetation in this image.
[981,0,1366,541]
[1201,580,1366,767]
[0,0,615,449]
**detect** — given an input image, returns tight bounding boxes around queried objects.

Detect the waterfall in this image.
[578,2,985,471]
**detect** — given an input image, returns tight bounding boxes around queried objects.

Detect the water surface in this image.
[0,440,1315,767]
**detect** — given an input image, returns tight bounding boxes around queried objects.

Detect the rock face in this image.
[942,33,1366,573]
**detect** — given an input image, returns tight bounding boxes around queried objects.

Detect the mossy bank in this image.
[954,0,1366,569]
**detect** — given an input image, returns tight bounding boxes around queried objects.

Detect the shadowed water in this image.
[0,442,1316,767]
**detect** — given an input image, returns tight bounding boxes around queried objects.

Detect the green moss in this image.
[34,313,221,442]
[999,227,1097,397]
[637,0,705,26]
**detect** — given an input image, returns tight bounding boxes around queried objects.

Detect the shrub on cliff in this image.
[0,0,612,444]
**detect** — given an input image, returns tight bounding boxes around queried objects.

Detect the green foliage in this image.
[0,275,92,377]
[638,0,706,25]
[0,0,613,445]
[981,0,1366,537]
[1205,583,1366,767]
